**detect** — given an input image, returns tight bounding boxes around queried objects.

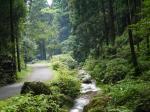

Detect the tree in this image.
[108,0,116,46]
[126,0,141,75]
[0,0,26,84]
[10,0,16,72]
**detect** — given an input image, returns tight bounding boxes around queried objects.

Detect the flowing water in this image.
[70,70,100,112]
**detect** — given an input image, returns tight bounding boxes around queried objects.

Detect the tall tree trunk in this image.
[108,0,116,46]
[16,35,21,72]
[40,39,46,60]
[10,0,16,73]
[126,0,141,75]
[101,0,109,45]
[42,39,46,60]
[24,41,27,69]
[39,41,43,60]
[146,35,149,52]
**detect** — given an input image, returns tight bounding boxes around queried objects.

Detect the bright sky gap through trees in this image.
[47,0,53,6]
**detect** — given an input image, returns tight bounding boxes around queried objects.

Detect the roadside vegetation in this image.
[83,32,150,112]
[16,67,32,82]
[0,54,80,112]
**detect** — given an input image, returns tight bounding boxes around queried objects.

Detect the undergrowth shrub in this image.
[138,60,150,72]
[1,94,60,112]
[107,106,132,112]
[51,54,77,69]
[140,70,150,81]
[117,45,131,60]
[51,54,80,98]
[105,45,117,56]
[103,58,129,84]
[105,80,150,111]
[50,54,81,110]
[90,60,107,82]
[52,61,68,70]
[84,56,97,71]
[51,75,80,98]
[85,57,129,84]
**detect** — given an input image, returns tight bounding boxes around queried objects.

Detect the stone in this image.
[82,75,92,84]
[21,82,52,95]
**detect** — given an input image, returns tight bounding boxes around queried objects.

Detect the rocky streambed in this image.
[70,70,100,112]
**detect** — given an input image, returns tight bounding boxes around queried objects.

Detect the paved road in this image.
[0,63,53,100]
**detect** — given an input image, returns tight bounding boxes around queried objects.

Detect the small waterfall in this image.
[70,70,100,112]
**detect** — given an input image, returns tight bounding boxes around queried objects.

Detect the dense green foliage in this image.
[0,0,150,111]
[65,0,150,111]
[51,54,80,98]
[51,75,80,98]
[24,0,71,61]
[107,80,150,109]
[1,94,60,112]
[83,35,150,111]
[51,54,77,70]
[83,80,150,112]
[85,57,129,83]
[67,0,149,76]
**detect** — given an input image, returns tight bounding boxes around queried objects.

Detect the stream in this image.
[70,70,100,112]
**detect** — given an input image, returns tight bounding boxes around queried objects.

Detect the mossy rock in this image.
[84,94,110,112]
[21,82,52,95]
[60,95,74,108]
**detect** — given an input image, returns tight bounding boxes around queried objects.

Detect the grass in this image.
[96,79,150,112]
[17,66,32,82]
[0,99,9,110]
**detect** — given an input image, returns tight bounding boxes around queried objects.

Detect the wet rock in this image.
[78,70,87,76]
[81,83,100,94]
[82,75,92,84]
[21,82,52,95]
[70,95,90,112]
[78,70,92,84]
[70,70,100,112]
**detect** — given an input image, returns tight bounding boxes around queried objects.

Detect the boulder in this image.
[82,75,92,84]
[21,82,52,95]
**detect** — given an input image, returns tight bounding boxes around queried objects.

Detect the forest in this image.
[0,0,149,112]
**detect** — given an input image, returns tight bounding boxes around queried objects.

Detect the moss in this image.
[84,94,110,112]
[17,67,32,82]
[21,82,52,95]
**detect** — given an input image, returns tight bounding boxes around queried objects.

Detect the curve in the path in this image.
[0,63,53,100]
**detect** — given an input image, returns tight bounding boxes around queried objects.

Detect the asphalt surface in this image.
[0,63,53,100]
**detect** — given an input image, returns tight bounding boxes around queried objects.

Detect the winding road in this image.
[0,63,53,100]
